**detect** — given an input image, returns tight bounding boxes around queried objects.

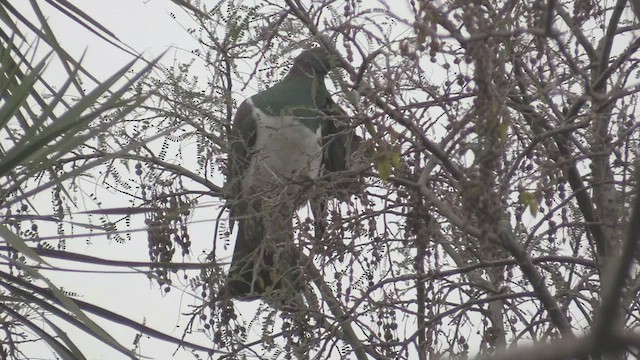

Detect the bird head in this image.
[293,47,341,76]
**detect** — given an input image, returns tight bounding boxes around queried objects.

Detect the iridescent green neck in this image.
[251,73,330,132]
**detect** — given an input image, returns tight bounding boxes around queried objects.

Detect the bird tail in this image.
[226,214,303,304]
[226,215,269,300]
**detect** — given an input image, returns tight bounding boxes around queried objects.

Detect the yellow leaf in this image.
[529,199,538,217]
[366,122,377,137]
[391,148,402,168]
[499,121,509,143]
[518,191,538,217]
[376,157,392,180]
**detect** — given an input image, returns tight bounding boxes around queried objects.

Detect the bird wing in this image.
[226,99,267,299]
[226,100,257,224]
[321,97,359,172]
[313,97,363,239]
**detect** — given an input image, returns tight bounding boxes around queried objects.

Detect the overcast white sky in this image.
[25,2,638,360]
[11,1,422,359]
[13,1,221,359]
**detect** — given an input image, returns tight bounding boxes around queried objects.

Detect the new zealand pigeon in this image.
[225,47,360,301]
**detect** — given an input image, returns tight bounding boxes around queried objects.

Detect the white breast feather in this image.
[242,100,323,194]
